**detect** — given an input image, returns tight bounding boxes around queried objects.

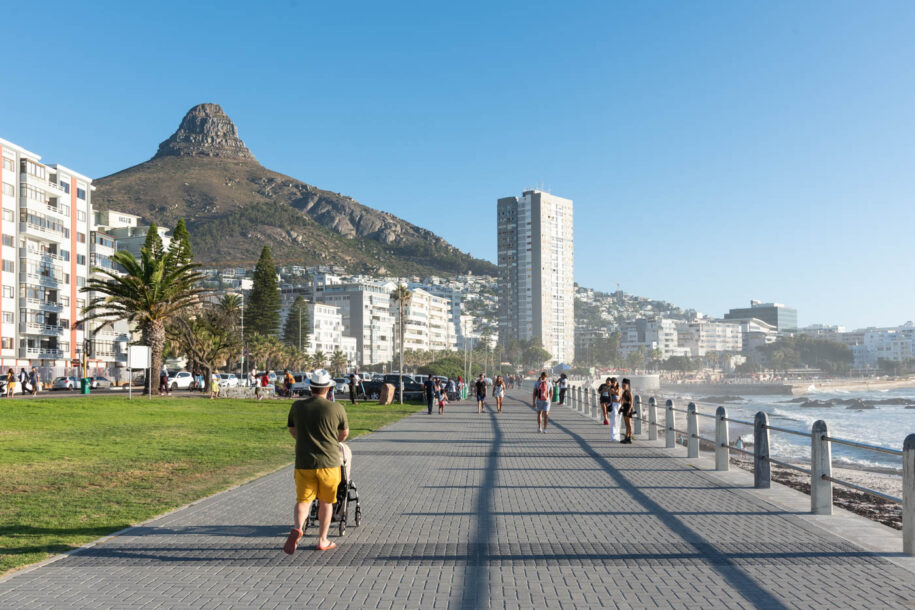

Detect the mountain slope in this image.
[92,104,496,275]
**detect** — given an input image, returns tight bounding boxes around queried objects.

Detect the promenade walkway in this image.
[2,390,915,608]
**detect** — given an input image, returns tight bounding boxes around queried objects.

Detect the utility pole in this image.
[240,292,245,379]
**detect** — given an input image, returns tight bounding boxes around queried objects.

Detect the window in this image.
[2,312,11,324]
[2,285,11,298]
[77,232,86,243]
[59,180,70,194]
[1,183,12,196]
[22,161,47,180]
[1,337,11,350]
[76,187,86,200]
[76,277,85,288]
[60,249,69,261]
[2,158,13,172]
[77,210,86,222]
[77,254,86,265]
[1,235,11,247]
[2,209,13,222]
[1,261,12,273]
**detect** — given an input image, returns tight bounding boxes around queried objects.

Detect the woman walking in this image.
[493,375,506,413]
[608,377,622,442]
[620,378,634,444]
[598,377,613,425]
[6,369,16,398]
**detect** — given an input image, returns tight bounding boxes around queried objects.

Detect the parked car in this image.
[217,373,239,388]
[90,376,112,389]
[289,373,310,396]
[334,377,349,393]
[52,376,79,391]
[0,378,22,395]
[168,371,195,390]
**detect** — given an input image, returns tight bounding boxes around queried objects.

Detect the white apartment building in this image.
[620,318,690,359]
[319,281,396,367]
[1,137,99,378]
[853,323,915,367]
[497,189,574,363]
[680,320,743,357]
[88,230,131,377]
[397,288,456,353]
[306,303,353,360]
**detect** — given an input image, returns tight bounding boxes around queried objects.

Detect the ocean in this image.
[664,387,915,472]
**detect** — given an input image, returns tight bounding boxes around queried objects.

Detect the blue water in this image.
[673,388,915,471]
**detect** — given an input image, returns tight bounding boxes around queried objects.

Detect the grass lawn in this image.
[0,395,423,575]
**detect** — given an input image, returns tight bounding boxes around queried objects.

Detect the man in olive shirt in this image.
[283,369,349,554]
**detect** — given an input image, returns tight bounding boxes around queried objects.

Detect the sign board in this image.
[128,345,151,370]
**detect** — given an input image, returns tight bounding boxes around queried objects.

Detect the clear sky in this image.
[3,1,913,330]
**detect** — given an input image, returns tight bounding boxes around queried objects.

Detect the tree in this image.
[245,246,281,338]
[391,284,412,405]
[330,349,347,375]
[625,346,646,370]
[523,338,552,371]
[167,218,193,267]
[169,299,241,386]
[282,296,310,351]
[143,223,164,258]
[81,249,205,395]
[313,350,327,369]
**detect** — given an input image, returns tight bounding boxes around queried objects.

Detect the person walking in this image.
[209,372,220,399]
[284,369,349,554]
[558,373,569,405]
[533,372,553,433]
[423,376,435,415]
[29,367,39,397]
[598,377,613,425]
[446,378,456,401]
[283,370,294,398]
[18,368,28,393]
[6,369,16,398]
[474,373,487,414]
[609,377,622,442]
[258,370,270,400]
[620,378,634,444]
[348,374,359,406]
[493,375,506,413]
[159,365,169,395]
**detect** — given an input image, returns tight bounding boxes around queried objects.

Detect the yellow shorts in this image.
[294,467,341,504]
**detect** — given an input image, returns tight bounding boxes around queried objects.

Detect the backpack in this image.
[537,380,549,401]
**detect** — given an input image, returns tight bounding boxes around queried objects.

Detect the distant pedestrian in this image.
[283,370,294,398]
[533,372,552,433]
[258,371,270,400]
[620,378,634,444]
[446,378,456,401]
[6,369,16,398]
[609,377,621,442]
[438,390,448,414]
[423,376,435,414]
[284,369,349,554]
[209,372,220,399]
[558,373,569,405]
[349,374,359,405]
[18,368,27,390]
[598,377,613,425]
[474,373,487,414]
[493,375,505,413]
[29,367,39,396]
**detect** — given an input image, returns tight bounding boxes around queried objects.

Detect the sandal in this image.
[316,541,337,551]
[283,528,303,555]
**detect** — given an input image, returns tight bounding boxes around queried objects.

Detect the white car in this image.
[217,373,239,388]
[169,371,195,390]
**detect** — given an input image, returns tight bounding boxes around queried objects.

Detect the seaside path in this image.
[2,389,915,608]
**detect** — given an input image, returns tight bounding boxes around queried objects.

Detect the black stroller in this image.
[305,442,361,536]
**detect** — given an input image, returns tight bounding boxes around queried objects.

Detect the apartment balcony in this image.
[21,271,66,289]
[19,322,66,336]
[19,347,64,360]
[19,297,65,312]
[19,221,67,242]
[19,247,67,263]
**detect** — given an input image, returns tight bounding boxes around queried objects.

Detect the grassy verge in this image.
[0,396,423,575]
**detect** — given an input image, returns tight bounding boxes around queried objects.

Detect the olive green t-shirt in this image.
[287,396,349,469]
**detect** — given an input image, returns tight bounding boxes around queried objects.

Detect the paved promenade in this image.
[2,390,915,609]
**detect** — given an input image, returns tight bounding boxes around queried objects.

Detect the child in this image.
[438,392,447,414]
[209,372,220,399]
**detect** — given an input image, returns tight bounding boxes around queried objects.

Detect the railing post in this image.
[648,397,657,441]
[577,386,582,412]
[591,388,597,419]
[665,399,675,449]
[715,406,729,471]
[903,434,915,556]
[633,395,642,436]
[754,411,770,489]
[687,402,699,458]
[810,420,833,515]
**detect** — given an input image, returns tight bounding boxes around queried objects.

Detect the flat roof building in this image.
[724,300,797,333]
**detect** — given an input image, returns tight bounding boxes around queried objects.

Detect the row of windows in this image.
[22,160,46,180]
[20,210,70,238]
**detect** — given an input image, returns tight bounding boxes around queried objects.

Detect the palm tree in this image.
[330,349,347,375]
[391,284,412,405]
[81,249,205,395]
[313,350,327,370]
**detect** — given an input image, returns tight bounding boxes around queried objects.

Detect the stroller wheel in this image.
[354,505,362,526]
[339,518,346,536]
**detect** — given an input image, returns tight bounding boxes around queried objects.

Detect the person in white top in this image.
[558,373,569,405]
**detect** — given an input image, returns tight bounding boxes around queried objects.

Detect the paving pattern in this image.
[2,390,915,609]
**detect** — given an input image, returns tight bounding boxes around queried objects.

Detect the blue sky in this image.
[3,1,914,330]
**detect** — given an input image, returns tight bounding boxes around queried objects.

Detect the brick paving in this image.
[2,389,915,608]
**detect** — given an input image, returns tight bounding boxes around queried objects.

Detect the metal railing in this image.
[564,385,915,556]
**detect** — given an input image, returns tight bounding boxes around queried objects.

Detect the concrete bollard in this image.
[665,399,675,449]
[903,434,915,556]
[715,406,729,471]
[592,388,598,419]
[577,386,582,412]
[633,395,642,436]
[811,420,833,515]
[648,397,657,441]
[687,402,699,459]
[754,411,771,489]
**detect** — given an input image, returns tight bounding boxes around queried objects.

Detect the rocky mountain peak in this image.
[153,103,256,161]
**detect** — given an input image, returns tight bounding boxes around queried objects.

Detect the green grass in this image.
[0,395,423,575]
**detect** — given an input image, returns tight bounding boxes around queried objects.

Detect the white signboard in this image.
[128,345,151,370]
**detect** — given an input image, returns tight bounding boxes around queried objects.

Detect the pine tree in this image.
[167,218,193,266]
[245,246,281,338]
[282,295,310,351]
[143,222,164,257]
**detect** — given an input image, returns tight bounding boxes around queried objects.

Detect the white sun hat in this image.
[309,369,334,388]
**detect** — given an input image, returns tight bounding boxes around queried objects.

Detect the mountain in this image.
[92,103,496,275]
